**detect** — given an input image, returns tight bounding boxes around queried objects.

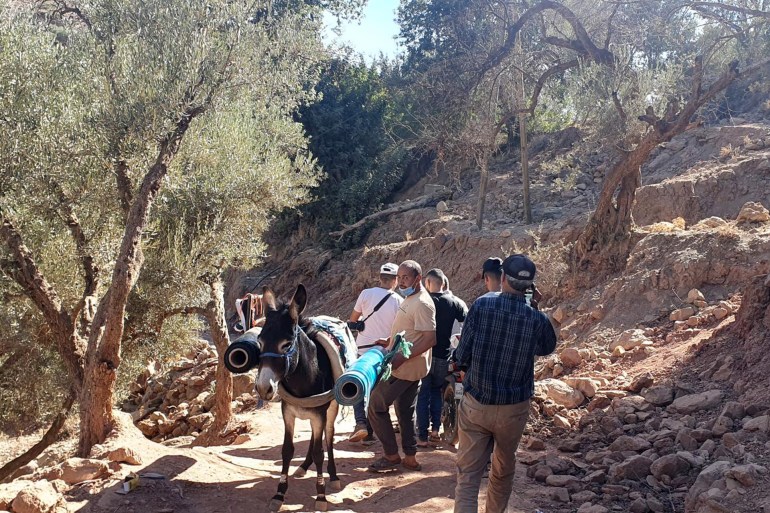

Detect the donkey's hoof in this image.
[268,498,283,511]
[315,499,328,512]
[329,479,342,492]
[293,467,306,477]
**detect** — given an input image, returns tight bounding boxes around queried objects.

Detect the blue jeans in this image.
[417,357,449,441]
[353,400,372,434]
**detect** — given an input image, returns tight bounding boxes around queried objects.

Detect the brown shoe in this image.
[349,424,369,442]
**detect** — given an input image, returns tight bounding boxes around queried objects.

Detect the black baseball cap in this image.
[502,254,536,280]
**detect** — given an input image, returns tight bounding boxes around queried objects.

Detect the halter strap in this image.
[260,325,299,370]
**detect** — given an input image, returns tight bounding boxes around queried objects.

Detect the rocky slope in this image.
[3,111,770,513]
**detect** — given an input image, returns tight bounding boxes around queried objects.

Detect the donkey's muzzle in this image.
[224,328,261,374]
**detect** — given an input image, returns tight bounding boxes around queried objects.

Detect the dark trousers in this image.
[368,376,420,456]
[417,357,449,440]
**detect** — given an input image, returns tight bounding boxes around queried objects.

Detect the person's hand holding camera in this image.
[346,320,365,332]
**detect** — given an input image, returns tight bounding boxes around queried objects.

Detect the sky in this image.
[323,0,402,61]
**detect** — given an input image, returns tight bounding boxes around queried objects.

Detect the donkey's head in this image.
[254,284,307,401]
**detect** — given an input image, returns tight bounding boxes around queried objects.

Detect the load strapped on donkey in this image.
[222,286,413,512]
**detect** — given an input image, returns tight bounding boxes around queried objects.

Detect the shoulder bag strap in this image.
[361,292,394,322]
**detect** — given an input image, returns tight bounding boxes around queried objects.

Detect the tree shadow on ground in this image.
[222,434,461,512]
[68,453,273,513]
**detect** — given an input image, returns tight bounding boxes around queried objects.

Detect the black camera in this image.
[347,320,366,332]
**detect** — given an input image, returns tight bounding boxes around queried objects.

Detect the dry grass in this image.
[507,225,570,302]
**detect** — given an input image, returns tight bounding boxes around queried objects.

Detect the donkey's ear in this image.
[289,284,307,321]
[262,286,277,310]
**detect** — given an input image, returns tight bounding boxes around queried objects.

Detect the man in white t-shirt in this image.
[347,262,403,442]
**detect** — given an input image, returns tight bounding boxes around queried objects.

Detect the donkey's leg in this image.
[270,408,296,512]
[294,433,314,477]
[325,401,341,492]
[310,410,328,512]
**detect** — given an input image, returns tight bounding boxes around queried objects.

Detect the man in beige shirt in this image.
[367,260,436,473]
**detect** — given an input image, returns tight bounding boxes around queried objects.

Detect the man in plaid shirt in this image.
[453,254,557,513]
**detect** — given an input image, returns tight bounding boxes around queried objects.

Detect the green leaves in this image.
[0,0,334,422]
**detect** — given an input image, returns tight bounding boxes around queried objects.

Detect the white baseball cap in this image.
[380,263,398,275]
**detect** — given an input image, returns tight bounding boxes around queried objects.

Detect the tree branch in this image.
[480,0,614,81]
[0,212,71,335]
[0,387,76,482]
[86,41,237,369]
[687,2,770,20]
[330,189,451,239]
[525,58,580,115]
[49,0,93,29]
[0,211,85,386]
[45,177,99,298]
[612,90,628,129]
[114,159,133,217]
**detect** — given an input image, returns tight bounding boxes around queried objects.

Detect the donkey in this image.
[256,284,341,512]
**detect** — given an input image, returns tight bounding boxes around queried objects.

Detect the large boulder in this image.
[743,415,770,433]
[609,435,652,453]
[232,372,256,397]
[609,455,653,482]
[11,481,63,513]
[545,474,582,492]
[627,372,654,393]
[670,307,696,322]
[610,329,653,351]
[565,377,599,398]
[667,390,724,414]
[536,379,586,409]
[560,348,583,368]
[577,505,609,513]
[0,481,30,509]
[650,454,692,481]
[105,447,143,465]
[685,461,732,512]
[737,201,770,223]
[58,458,109,484]
[643,386,674,406]
[725,464,765,487]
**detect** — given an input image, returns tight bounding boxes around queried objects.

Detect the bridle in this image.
[259,325,300,372]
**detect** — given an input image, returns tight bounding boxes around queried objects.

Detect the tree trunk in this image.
[193,276,236,446]
[570,138,657,287]
[520,114,532,224]
[77,163,172,456]
[78,97,209,456]
[570,57,770,289]
[505,118,519,151]
[0,388,76,482]
[476,153,489,230]
[515,21,532,224]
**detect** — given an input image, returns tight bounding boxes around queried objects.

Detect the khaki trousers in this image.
[453,393,530,513]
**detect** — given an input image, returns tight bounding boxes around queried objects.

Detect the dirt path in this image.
[69,405,546,513]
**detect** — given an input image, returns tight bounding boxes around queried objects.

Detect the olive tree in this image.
[0,0,331,470]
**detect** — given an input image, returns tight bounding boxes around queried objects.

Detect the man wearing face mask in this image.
[367,260,437,473]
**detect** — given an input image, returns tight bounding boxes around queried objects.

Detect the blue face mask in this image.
[399,286,415,297]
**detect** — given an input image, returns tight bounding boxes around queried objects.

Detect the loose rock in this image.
[11,481,62,513]
[667,390,724,414]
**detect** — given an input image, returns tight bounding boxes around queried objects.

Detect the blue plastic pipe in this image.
[333,346,387,406]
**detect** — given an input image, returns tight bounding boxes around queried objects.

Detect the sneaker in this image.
[362,434,376,446]
[349,424,369,442]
